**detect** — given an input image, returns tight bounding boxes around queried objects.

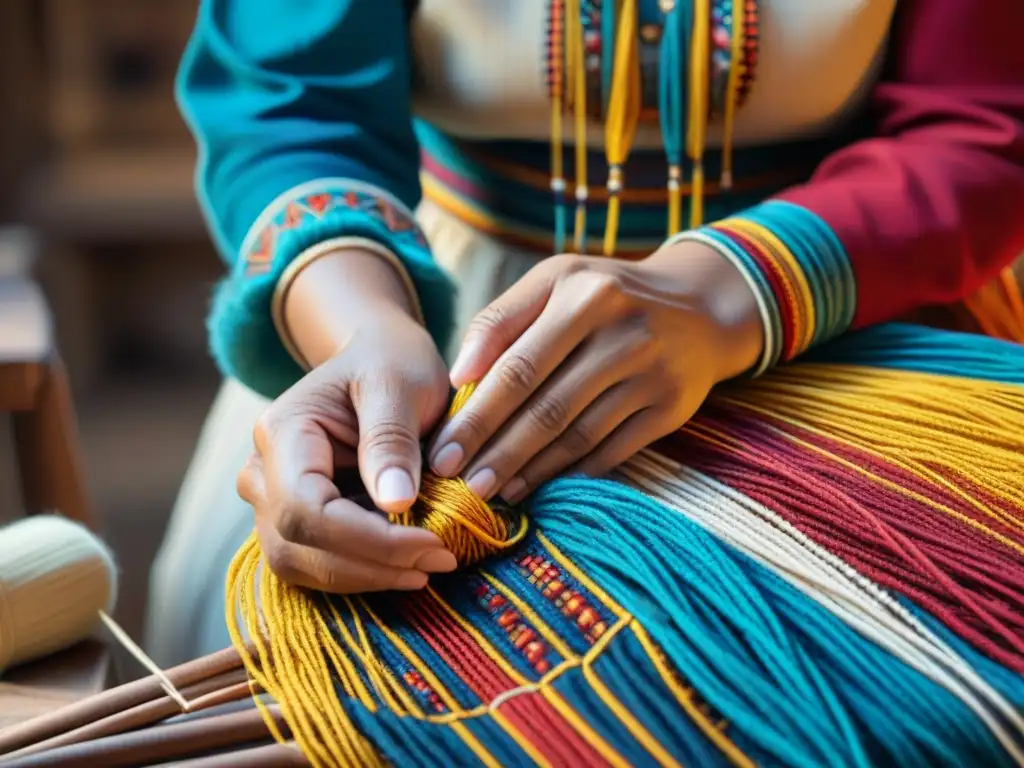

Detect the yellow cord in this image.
[687,0,711,228]
[390,382,528,565]
[720,0,744,190]
[668,164,682,236]
[566,0,590,251]
[603,0,642,256]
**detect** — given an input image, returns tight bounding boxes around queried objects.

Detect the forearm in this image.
[279,246,423,370]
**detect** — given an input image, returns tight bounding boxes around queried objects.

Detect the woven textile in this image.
[228,323,1024,767]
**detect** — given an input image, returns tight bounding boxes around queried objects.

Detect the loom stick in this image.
[0,706,285,768]
[3,669,252,759]
[158,741,310,767]
[0,646,245,755]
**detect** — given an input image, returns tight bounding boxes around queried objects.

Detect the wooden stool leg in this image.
[12,355,94,528]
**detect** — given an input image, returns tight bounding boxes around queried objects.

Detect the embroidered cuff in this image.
[208,178,455,399]
[669,200,855,375]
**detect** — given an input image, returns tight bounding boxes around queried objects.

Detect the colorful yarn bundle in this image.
[398,384,528,567]
[225,321,1024,767]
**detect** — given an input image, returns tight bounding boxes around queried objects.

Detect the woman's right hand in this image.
[237,248,457,593]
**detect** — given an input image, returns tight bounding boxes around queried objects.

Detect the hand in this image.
[238,251,457,593]
[428,243,764,503]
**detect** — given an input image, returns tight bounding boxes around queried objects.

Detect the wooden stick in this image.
[4,669,253,759]
[99,611,189,710]
[0,647,245,755]
[1,705,285,768]
[156,741,310,767]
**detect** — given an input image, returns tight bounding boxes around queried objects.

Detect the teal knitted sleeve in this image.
[178,0,454,398]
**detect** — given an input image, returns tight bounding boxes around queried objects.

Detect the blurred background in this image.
[0,2,220,650]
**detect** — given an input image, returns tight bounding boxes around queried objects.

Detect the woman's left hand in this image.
[427,241,765,504]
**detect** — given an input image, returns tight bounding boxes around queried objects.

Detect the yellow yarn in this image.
[565,0,590,252]
[715,364,1024,547]
[391,382,528,566]
[686,0,711,227]
[603,0,642,256]
[224,383,529,765]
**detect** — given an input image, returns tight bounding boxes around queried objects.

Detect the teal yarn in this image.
[531,478,1016,767]
[601,0,616,115]
[658,0,690,170]
[808,323,1024,384]
[904,600,1024,712]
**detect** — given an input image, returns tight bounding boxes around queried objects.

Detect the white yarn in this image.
[0,515,117,672]
[616,451,1024,763]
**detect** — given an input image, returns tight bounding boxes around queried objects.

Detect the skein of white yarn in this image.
[0,515,117,673]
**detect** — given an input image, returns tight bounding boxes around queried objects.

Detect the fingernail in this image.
[466,468,497,499]
[449,341,479,388]
[414,549,458,573]
[395,571,429,591]
[500,477,528,504]
[377,467,416,506]
[431,443,464,477]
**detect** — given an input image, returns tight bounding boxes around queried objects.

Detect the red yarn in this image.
[656,404,1024,673]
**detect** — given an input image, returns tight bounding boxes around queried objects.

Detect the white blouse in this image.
[411,0,898,149]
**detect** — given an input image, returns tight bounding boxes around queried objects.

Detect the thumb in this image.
[354,375,428,515]
[448,258,563,389]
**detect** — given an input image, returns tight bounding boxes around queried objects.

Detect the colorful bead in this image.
[516,551,611,646]
[402,669,447,714]
[545,0,761,120]
[477,579,555,675]
[640,23,663,43]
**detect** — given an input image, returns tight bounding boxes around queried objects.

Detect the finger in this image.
[255,519,432,594]
[260,415,345,539]
[462,323,656,500]
[575,406,675,478]
[498,378,654,504]
[237,453,267,506]
[353,374,430,515]
[277,496,453,571]
[431,271,618,481]
[257,398,341,500]
[449,256,571,389]
[257,396,451,571]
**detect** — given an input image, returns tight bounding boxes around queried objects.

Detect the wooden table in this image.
[0,641,110,731]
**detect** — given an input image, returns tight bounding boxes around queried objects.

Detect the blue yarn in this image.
[553,635,736,766]
[808,324,1024,384]
[902,599,1024,711]
[553,193,568,254]
[531,478,1014,767]
[658,1,689,170]
[600,0,616,115]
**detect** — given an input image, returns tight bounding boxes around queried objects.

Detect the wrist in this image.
[278,243,423,369]
[644,241,765,382]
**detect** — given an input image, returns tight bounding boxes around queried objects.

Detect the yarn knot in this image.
[391,383,527,567]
